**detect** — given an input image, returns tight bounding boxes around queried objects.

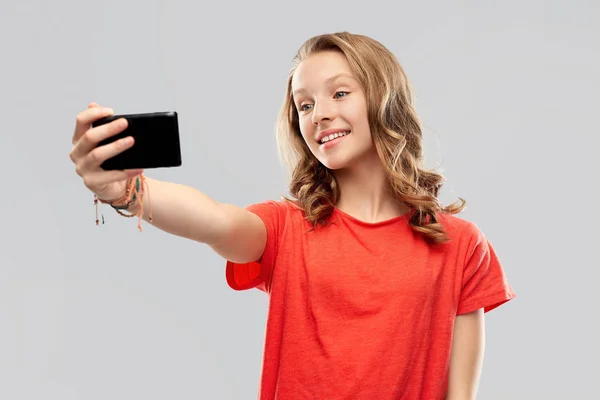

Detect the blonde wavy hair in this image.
[275,32,466,244]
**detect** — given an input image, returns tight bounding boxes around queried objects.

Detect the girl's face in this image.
[291,51,375,171]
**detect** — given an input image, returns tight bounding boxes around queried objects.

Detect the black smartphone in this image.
[92,111,182,170]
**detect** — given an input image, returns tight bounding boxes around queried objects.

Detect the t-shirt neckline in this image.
[332,207,411,227]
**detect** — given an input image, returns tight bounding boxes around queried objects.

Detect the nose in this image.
[311,100,334,126]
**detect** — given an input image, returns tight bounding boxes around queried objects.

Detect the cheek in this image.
[352,103,370,131]
[299,118,315,143]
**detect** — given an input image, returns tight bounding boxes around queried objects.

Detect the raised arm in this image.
[69,103,266,264]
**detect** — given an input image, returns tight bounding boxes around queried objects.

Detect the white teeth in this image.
[320,131,350,144]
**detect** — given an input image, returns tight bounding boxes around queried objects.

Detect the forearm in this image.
[127,177,229,245]
[446,309,485,400]
[124,176,266,263]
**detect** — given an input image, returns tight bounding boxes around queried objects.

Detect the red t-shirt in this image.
[226,200,515,399]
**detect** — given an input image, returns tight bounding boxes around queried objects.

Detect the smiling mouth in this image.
[319,130,351,144]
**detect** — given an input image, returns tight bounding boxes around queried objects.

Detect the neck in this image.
[332,152,409,223]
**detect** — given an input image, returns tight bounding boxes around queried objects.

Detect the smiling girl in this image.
[70,31,515,399]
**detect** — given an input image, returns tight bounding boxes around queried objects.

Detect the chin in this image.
[316,147,379,172]
[316,155,352,171]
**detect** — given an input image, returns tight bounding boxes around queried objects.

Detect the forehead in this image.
[291,51,355,92]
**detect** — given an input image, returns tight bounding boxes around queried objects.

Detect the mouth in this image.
[318,130,351,145]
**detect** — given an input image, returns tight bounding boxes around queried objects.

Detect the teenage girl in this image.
[69,32,515,400]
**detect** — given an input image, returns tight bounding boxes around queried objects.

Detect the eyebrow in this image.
[292,73,355,97]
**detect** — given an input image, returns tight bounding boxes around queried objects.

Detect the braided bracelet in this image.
[109,176,140,210]
[94,174,152,231]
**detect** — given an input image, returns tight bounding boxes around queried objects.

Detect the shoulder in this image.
[244,198,307,228]
[435,211,488,252]
[437,212,517,313]
[437,211,478,235]
[246,198,303,216]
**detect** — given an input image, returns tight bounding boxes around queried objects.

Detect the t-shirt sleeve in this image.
[457,224,516,315]
[225,200,284,294]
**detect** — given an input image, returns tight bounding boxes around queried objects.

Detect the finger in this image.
[83,168,144,188]
[88,102,100,108]
[71,117,128,161]
[80,134,135,170]
[72,106,115,145]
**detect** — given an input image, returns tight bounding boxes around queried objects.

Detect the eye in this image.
[299,104,313,112]
[334,91,349,99]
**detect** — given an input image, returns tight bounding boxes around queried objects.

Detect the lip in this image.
[315,128,351,143]
[320,133,348,150]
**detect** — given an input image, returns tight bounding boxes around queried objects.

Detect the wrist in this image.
[93,174,151,231]
[98,177,139,209]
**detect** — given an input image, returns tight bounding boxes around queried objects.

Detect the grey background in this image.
[0,0,597,398]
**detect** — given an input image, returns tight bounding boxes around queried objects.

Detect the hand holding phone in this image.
[70,105,183,204]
